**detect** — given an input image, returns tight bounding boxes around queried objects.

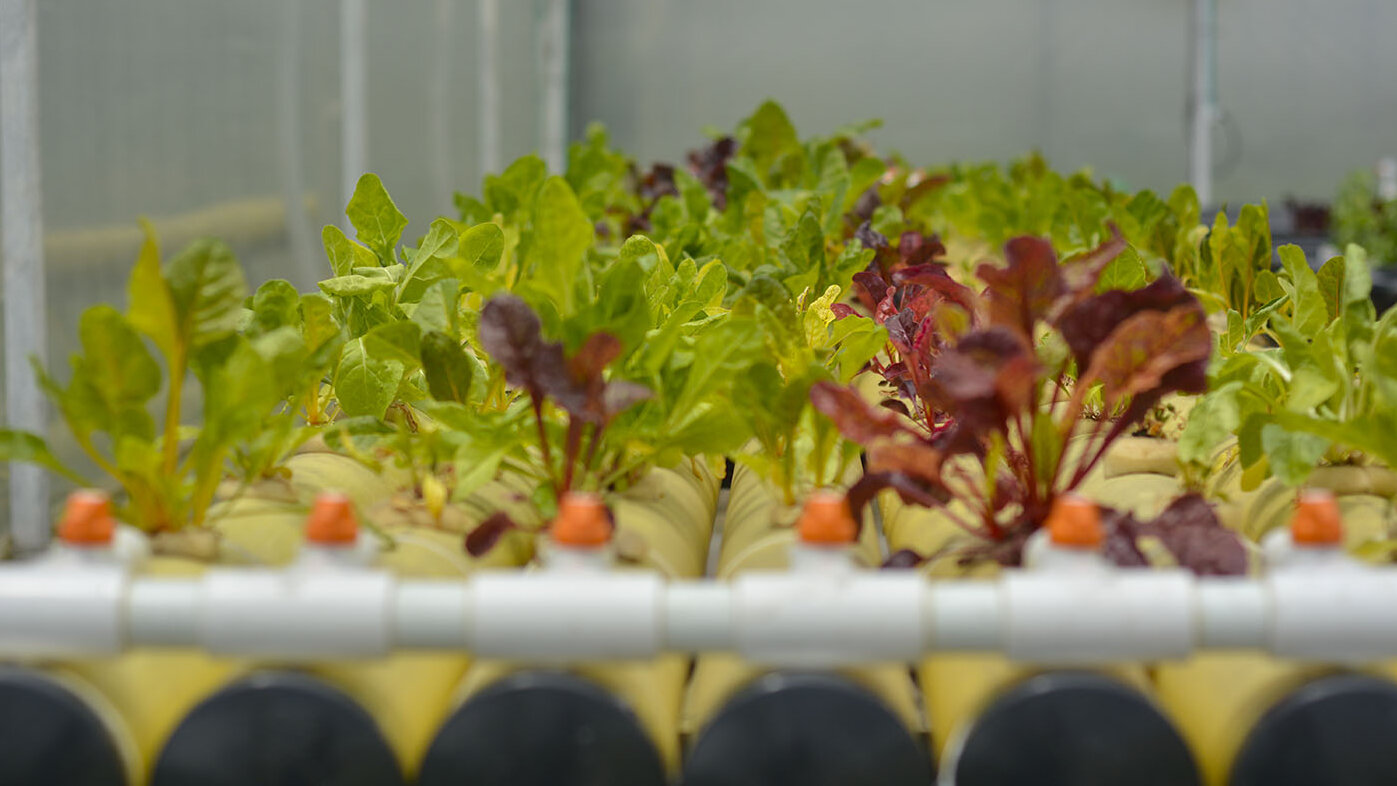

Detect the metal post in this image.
[1188,0,1218,207]
[0,0,50,552]
[477,0,501,176]
[430,0,455,209]
[537,0,571,174]
[277,0,318,286]
[340,0,368,227]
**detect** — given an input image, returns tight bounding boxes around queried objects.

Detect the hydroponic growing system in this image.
[5,7,1397,786]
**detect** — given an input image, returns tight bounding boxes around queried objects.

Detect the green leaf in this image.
[323,224,378,277]
[1260,422,1329,486]
[78,305,162,408]
[126,219,179,359]
[1341,243,1372,307]
[1096,246,1149,293]
[526,177,595,314]
[1277,244,1326,335]
[412,217,460,265]
[1285,364,1340,413]
[460,222,505,271]
[0,429,91,485]
[318,274,398,298]
[421,332,474,404]
[410,279,461,336]
[363,321,423,369]
[1315,254,1347,322]
[1179,382,1241,465]
[345,173,409,264]
[300,294,341,353]
[334,338,406,418]
[248,279,301,333]
[164,239,249,351]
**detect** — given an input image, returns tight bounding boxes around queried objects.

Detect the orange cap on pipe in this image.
[1047,494,1103,549]
[57,490,116,546]
[1291,488,1343,546]
[551,492,612,547]
[305,491,359,544]
[797,491,857,545]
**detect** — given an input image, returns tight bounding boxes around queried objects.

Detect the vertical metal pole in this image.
[278,0,318,286]
[340,0,368,228]
[0,0,50,551]
[477,0,501,176]
[1188,0,1217,207]
[537,0,571,174]
[430,0,455,209]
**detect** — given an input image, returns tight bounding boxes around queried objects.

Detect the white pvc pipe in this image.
[394,580,472,649]
[0,0,50,554]
[10,563,1397,662]
[339,0,368,230]
[665,581,734,652]
[476,0,501,176]
[127,578,201,647]
[536,0,570,173]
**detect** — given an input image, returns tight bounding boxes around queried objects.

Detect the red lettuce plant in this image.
[813,232,1246,572]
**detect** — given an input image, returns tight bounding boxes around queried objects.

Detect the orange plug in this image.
[305,491,359,545]
[1046,494,1103,549]
[1291,488,1343,546]
[57,490,116,546]
[797,491,857,545]
[551,492,612,547]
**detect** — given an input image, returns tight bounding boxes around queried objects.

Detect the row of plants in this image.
[4,100,1394,578]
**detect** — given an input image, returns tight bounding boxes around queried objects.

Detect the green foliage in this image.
[1181,243,1397,487]
[1333,169,1397,266]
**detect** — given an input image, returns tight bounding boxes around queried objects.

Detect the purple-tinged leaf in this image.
[883,549,927,570]
[465,512,517,557]
[977,237,1064,337]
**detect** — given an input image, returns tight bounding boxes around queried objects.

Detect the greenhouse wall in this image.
[571,0,1397,205]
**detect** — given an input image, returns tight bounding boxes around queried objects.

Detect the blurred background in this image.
[2,0,1395,530]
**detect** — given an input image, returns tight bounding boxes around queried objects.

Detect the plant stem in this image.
[161,349,187,475]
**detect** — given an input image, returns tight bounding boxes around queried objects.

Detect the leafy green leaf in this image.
[323,224,378,277]
[460,222,505,271]
[421,332,474,404]
[0,429,91,485]
[345,173,409,264]
[165,239,249,351]
[525,177,594,314]
[126,219,178,359]
[1260,422,1329,485]
[334,338,406,418]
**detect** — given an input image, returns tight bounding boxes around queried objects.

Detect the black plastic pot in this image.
[946,671,1200,786]
[151,670,402,786]
[682,672,933,786]
[418,670,666,786]
[0,666,128,786]
[1230,673,1397,786]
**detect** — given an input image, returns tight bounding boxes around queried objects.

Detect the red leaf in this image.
[1080,304,1211,409]
[809,381,916,445]
[1131,494,1248,576]
[465,512,517,557]
[1054,273,1197,373]
[976,236,1064,337]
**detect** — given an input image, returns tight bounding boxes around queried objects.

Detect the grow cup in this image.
[1154,490,1397,786]
[682,485,931,786]
[917,496,1199,786]
[419,465,720,786]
